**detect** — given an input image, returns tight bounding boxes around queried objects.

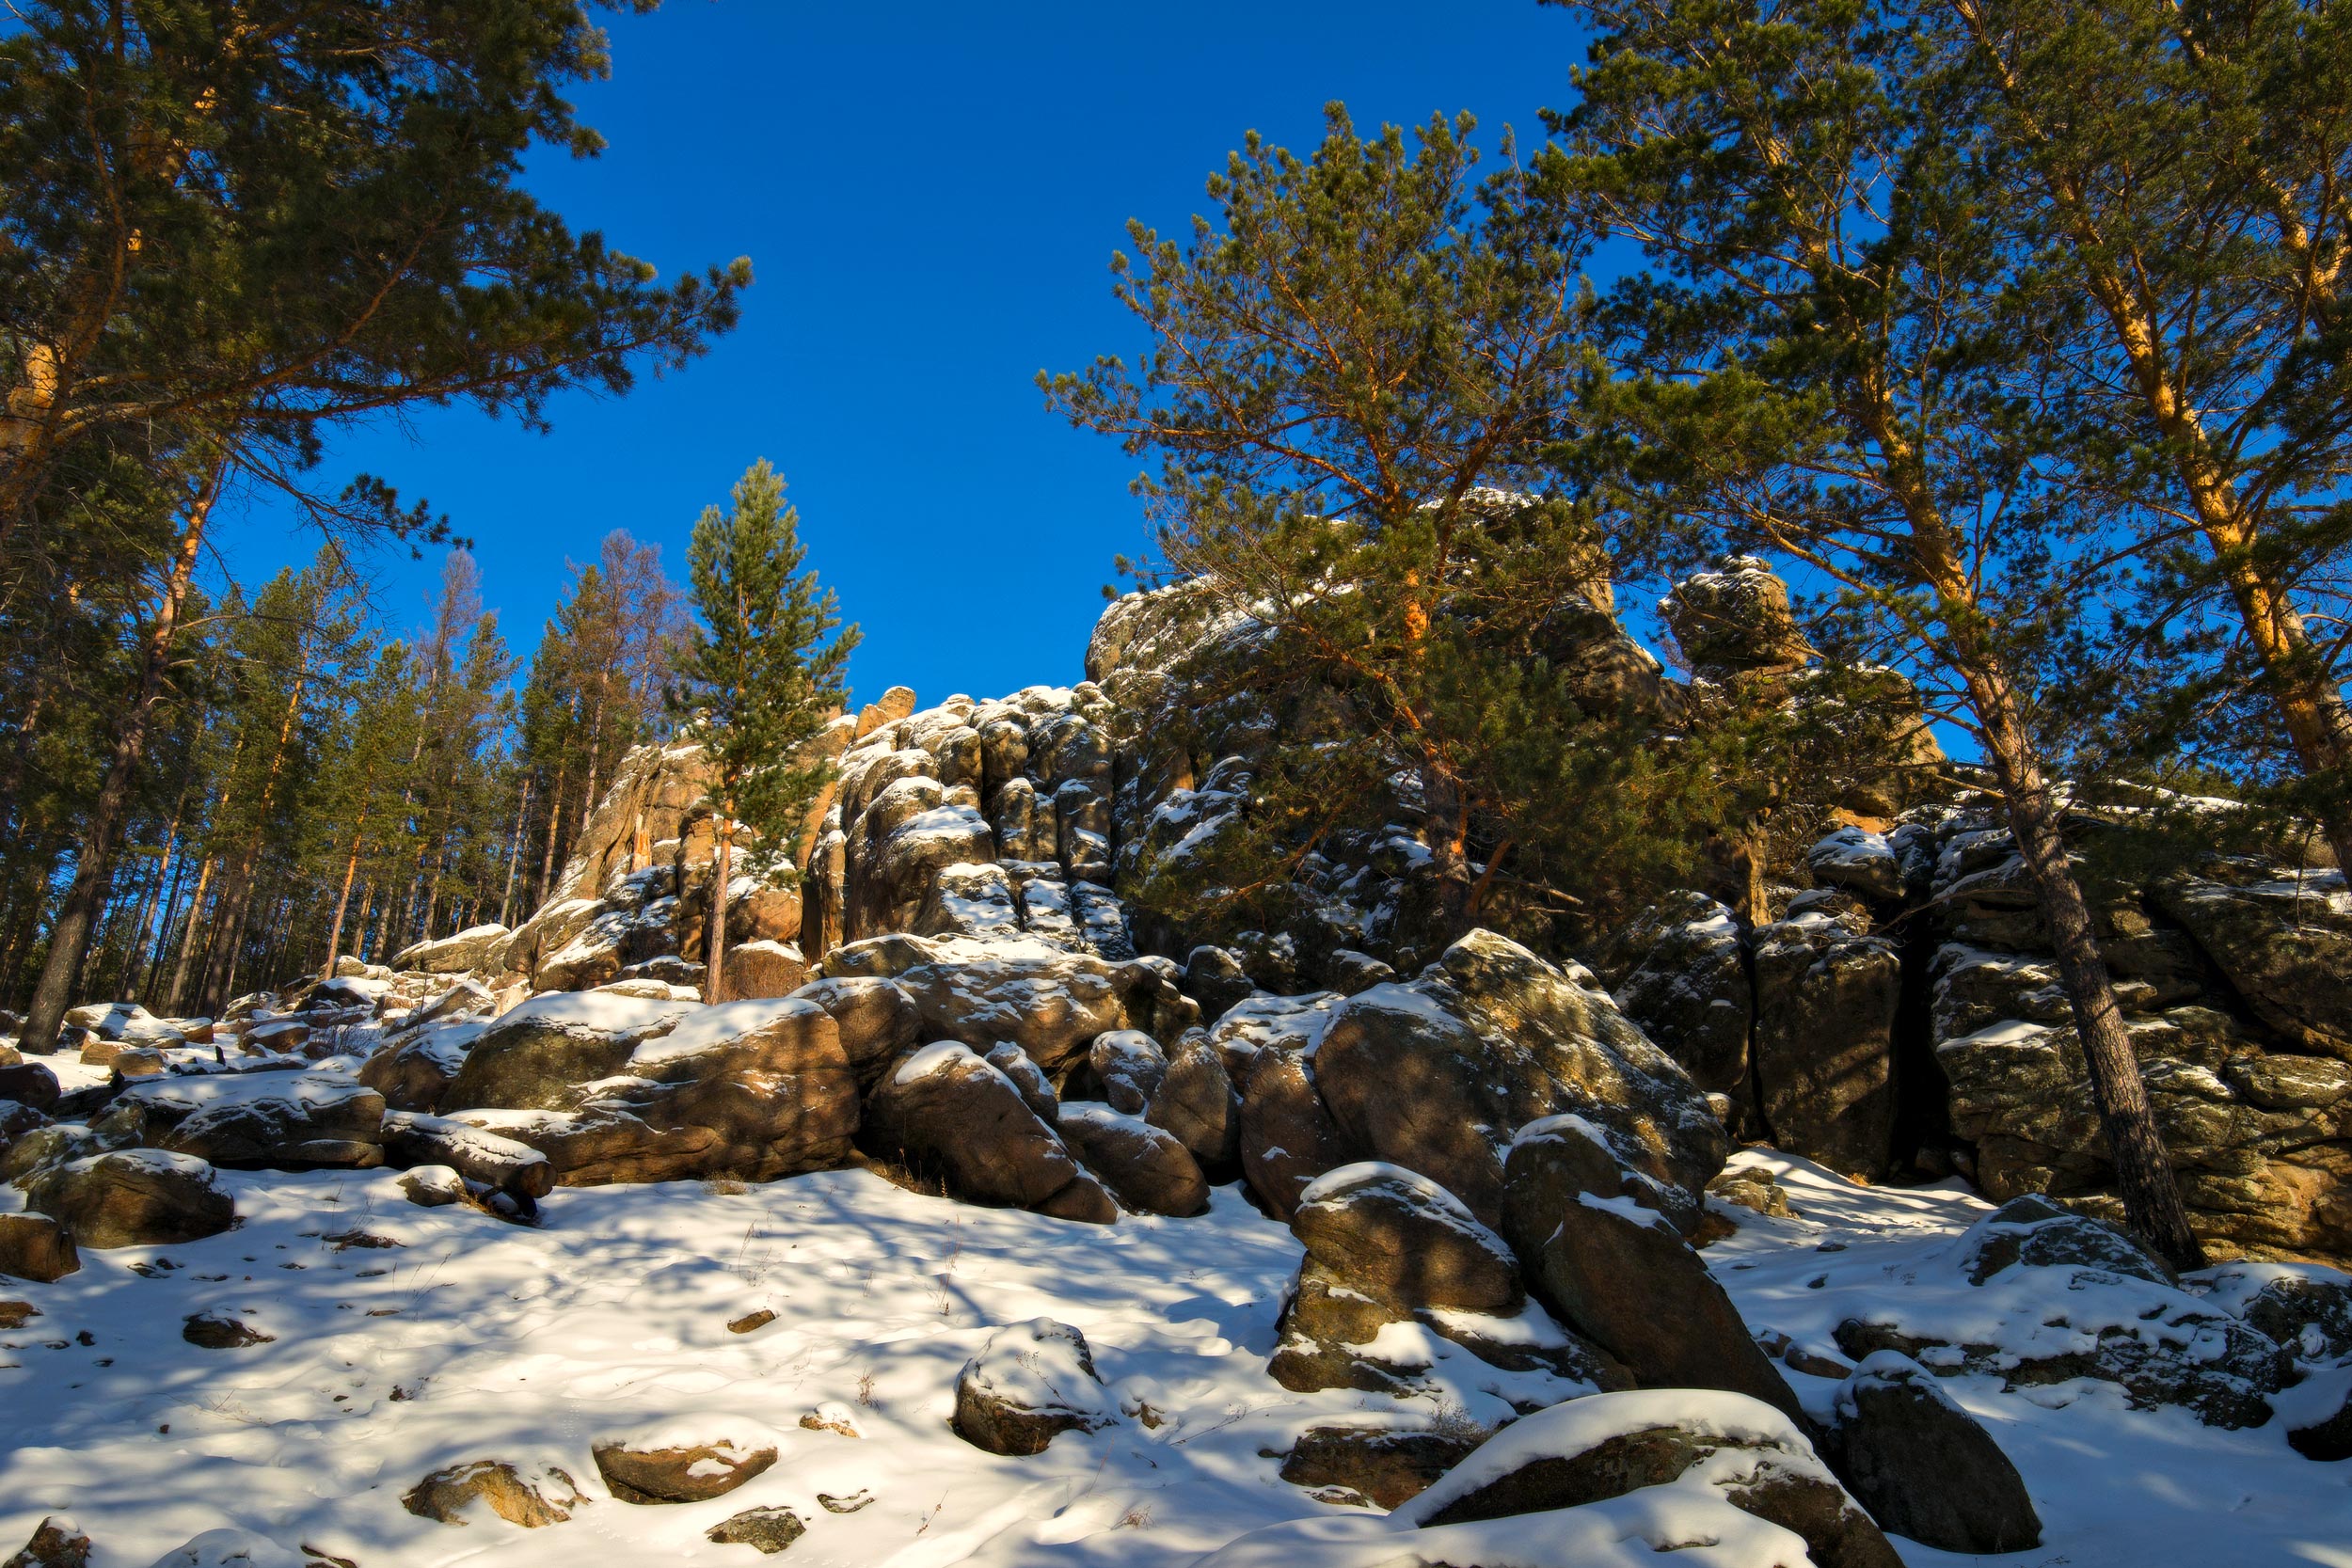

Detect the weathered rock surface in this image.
[1825,1352,2041,1553]
[389,924,512,975]
[1312,931,1726,1232]
[1750,911,1901,1180]
[402,1461,585,1528]
[0,1212,79,1281]
[790,975,919,1087]
[440,991,696,1112]
[592,1435,777,1504]
[705,1506,805,1553]
[1591,892,1751,1111]
[1144,1032,1240,1168]
[952,1318,1120,1456]
[1,1517,91,1568]
[1277,1423,1483,1509]
[1054,1104,1207,1215]
[866,1041,1116,1222]
[21,1150,234,1247]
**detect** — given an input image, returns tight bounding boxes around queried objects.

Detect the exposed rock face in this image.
[1,1517,92,1568]
[886,950,1134,1080]
[790,975,919,1088]
[402,1461,585,1528]
[1750,910,1901,1180]
[1312,932,1726,1231]
[1825,1352,2041,1554]
[1277,1424,1484,1509]
[2153,867,2352,1059]
[21,1150,234,1247]
[866,1041,1117,1223]
[134,1073,388,1170]
[1393,1389,1903,1568]
[379,1113,552,1206]
[1661,556,1813,676]
[592,1436,777,1504]
[952,1318,1119,1454]
[1145,1033,1240,1168]
[1591,891,1751,1110]
[441,991,696,1112]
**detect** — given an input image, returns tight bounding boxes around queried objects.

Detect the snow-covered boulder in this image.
[389,924,512,976]
[1144,1031,1240,1168]
[788,976,919,1088]
[20,1149,234,1247]
[591,1430,778,1504]
[439,991,696,1112]
[951,1318,1120,1455]
[402,1460,584,1528]
[1088,1027,1165,1113]
[0,1212,78,1282]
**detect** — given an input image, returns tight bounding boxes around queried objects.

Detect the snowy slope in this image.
[1,1157,2347,1566]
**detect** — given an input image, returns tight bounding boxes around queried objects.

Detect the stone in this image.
[399,1164,469,1208]
[1179,945,1256,1023]
[21,1150,234,1248]
[439,991,696,1112]
[1959,1194,2174,1286]
[1312,931,1726,1231]
[380,1113,554,1205]
[984,1043,1060,1123]
[1088,1028,1167,1113]
[914,861,1023,941]
[1593,892,1752,1109]
[0,1212,79,1282]
[389,924,512,975]
[401,1461,585,1528]
[2286,1375,2352,1461]
[0,1062,62,1114]
[1,1517,91,1568]
[866,1042,1115,1223]
[1236,1047,1361,1222]
[141,1528,307,1566]
[952,1318,1119,1455]
[412,977,496,1027]
[112,1047,167,1078]
[1278,1425,1484,1510]
[1661,556,1814,674]
[846,780,997,942]
[1807,826,1903,904]
[358,1027,475,1113]
[0,1098,52,1159]
[592,1436,777,1504]
[182,1310,274,1349]
[720,939,810,1001]
[1499,1128,1806,1425]
[1398,1388,1901,1568]
[705,1507,805,1554]
[453,998,858,1186]
[790,976,920,1088]
[1750,916,1901,1180]
[1289,1163,1522,1316]
[1826,1352,2041,1554]
[887,951,1132,1079]
[2154,868,2352,1058]
[148,1074,387,1170]
[1144,1034,1240,1169]
[2213,1266,2352,1364]
[1055,1105,1208,1215]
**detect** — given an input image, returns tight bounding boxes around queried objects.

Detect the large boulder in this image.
[1144,1033,1241,1168]
[846,779,997,941]
[358,1019,485,1112]
[952,1318,1120,1455]
[866,1042,1116,1223]
[1825,1352,2041,1554]
[1272,1162,1625,1399]
[1088,1028,1167,1113]
[886,950,1134,1079]
[1499,1121,1805,1424]
[789,976,920,1088]
[1311,931,1726,1230]
[21,1150,234,1247]
[1750,911,1901,1180]
[106,1072,389,1170]
[389,924,512,975]
[450,998,858,1186]
[0,1212,79,1282]
[1393,1389,1902,1568]
[379,1112,554,1205]
[592,1433,777,1504]
[439,991,697,1112]
[1054,1105,1208,1216]
[719,939,810,1002]
[1661,556,1814,675]
[1236,1047,1361,1222]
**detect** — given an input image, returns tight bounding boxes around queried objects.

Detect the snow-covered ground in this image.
[4,1152,2349,1566]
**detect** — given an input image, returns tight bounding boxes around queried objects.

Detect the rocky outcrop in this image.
[1824,1352,2042,1553]
[1053,1105,1207,1215]
[1750,905,1901,1180]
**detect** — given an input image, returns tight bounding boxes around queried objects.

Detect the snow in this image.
[496,990,697,1039]
[117,1071,377,1118]
[894,1038,982,1086]
[629,999,819,1069]
[1207,992,1344,1058]
[3,1147,2348,1565]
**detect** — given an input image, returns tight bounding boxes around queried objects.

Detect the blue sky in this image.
[224,1,1589,705]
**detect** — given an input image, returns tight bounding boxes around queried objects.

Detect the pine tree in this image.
[670,461,858,1004]
[1545,0,2208,1268]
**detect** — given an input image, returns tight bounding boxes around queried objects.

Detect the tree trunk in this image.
[498,776,531,928]
[703,804,733,1005]
[320,802,371,981]
[537,766,569,906]
[165,855,216,1015]
[17,458,221,1053]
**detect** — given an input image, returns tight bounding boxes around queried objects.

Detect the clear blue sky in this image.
[225,0,1590,706]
